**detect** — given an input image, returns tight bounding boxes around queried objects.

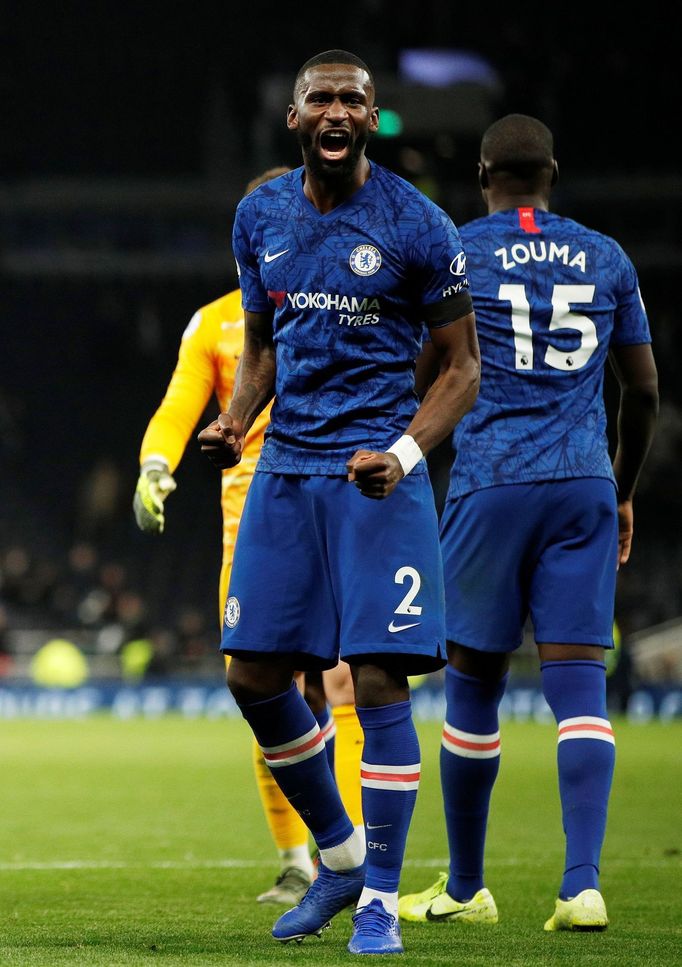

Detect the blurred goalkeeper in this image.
[133,167,364,904]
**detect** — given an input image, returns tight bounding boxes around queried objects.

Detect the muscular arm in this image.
[413,338,439,401]
[608,342,659,563]
[228,309,277,431]
[198,308,276,468]
[348,312,480,498]
[403,312,480,455]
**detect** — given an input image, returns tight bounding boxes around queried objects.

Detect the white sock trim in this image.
[557,716,614,744]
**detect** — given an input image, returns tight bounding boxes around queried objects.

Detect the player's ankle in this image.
[279,845,314,878]
[319,828,366,871]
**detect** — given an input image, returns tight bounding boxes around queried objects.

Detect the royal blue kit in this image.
[231,164,471,474]
[440,478,621,650]
[449,207,651,498]
[224,473,446,672]
[223,164,473,670]
[442,207,652,650]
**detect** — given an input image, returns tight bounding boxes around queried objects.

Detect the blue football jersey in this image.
[232,164,472,474]
[448,207,651,498]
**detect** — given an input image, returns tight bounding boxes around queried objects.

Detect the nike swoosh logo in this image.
[425,907,471,921]
[388,621,421,633]
[263,249,289,263]
[366,823,392,830]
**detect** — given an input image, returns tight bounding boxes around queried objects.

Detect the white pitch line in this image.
[0,856,676,872]
[0,860,264,871]
[0,858,450,872]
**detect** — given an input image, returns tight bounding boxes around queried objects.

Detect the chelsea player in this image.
[198,50,479,954]
[399,115,658,931]
[132,168,366,907]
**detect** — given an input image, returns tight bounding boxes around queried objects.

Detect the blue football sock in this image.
[440,665,507,901]
[356,701,420,894]
[541,660,615,900]
[315,703,336,775]
[238,683,353,850]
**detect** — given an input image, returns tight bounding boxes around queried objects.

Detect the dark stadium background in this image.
[1,3,681,704]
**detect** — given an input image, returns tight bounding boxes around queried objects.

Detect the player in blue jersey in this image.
[398,114,659,932]
[198,50,480,955]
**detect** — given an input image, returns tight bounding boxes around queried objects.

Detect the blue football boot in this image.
[272,860,365,944]
[348,898,404,955]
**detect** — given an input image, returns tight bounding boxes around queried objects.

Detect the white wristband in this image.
[386,435,423,476]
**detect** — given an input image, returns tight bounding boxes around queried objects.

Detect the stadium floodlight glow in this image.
[376,110,404,138]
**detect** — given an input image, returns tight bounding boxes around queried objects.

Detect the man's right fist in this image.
[133,460,177,534]
[198,413,244,469]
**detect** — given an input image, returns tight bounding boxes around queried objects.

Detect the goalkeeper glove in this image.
[133,460,177,534]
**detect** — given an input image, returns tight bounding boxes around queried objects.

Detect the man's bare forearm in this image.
[404,359,480,456]
[228,310,276,434]
[613,381,659,500]
[609,343,659,501]
[403,312,481,456]
[229,348,276,433]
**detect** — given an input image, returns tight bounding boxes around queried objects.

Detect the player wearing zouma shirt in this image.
[399,115,658,932]
[198,50,480,955]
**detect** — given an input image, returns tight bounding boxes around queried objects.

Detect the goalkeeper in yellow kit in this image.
[133,169,363,905]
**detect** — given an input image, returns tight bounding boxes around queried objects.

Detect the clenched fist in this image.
[198,413,245,469]
[347,449,404,500]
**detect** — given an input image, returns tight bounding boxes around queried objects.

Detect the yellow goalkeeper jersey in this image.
[139,288,271,614]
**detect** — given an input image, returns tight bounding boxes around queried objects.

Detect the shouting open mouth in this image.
[319,128,351,163]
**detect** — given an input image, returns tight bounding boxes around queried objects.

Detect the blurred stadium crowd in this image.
[2,4,681,692]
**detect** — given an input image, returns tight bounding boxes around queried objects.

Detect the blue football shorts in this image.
[439,478,618,651]
[221,472,446,673]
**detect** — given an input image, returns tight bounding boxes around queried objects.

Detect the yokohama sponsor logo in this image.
[286,292,380,312]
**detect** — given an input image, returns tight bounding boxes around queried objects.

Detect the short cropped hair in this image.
[243,166,291,197]
[481,114,554,177]
[294,49,374,98]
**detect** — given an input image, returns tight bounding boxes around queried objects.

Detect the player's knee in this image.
[351,659,409,707]
[302,669,327,714]
[226,658,259,704]
[448,641,509,682]
[226,655,297,705]
[322,661,356,706]
[537,642,605,663]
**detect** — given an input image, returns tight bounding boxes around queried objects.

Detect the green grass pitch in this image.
[1,716,680,965]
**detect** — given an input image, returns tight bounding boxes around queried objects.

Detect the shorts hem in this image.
[221,642,338,672]
[342,644,446,676]
[534,634,615,649]
[445,632,615,651]
[445,630,523,653]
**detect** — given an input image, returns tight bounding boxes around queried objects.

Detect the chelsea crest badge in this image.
[349,244,382,276]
